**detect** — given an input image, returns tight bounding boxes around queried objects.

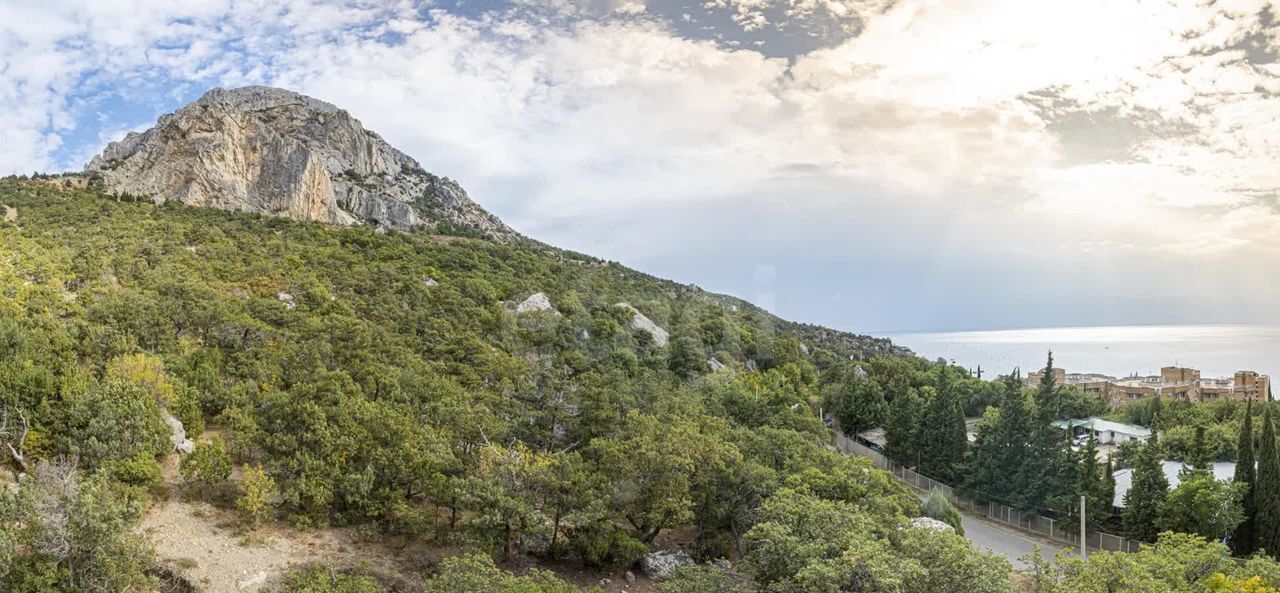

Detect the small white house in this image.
[1052,417,1151,445]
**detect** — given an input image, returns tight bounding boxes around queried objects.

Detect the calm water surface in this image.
[887,325,1280,380]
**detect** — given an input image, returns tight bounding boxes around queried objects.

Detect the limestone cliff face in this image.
[85,86,513,236]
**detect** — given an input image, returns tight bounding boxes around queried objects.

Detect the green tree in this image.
[1076,432,1111,520]
[916,386,968,482]
[0,461,154,593]
[1158,469,1245,542]
[826,373,887,436]
[884,387,921,465]
[237,464,280,528]
[180,436,232,495]
[592,412,738,543]
[1234,397,1258,556]
[1123,440,1170,542]
[1256,405,1280,557]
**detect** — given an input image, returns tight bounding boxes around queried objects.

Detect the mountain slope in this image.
[85,86,512,237]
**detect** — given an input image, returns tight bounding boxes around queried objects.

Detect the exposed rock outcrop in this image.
[163,412,195,455]
[85,86,513,237]
[616,303,669,346]
[909,516,955,533]
[515,292,556,314]
[641,550,694,580]
[2,205,15,222]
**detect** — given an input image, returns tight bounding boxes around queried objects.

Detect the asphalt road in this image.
[916,491,1066,569]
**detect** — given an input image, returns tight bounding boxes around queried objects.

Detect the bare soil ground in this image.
[143,454,660,593]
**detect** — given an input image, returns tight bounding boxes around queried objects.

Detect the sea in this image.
[886,325,1280,381]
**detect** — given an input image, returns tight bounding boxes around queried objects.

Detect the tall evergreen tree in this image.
[1233,397,1257,556]
[1255,405,1280,557]
[885,387,921,466]
[1123,440,1169,542]
[1075,432,1109,517]
[1034,351,1060,421]
[1019,351,1076,510]
[1102,457,1116,513]
[1188,424,1211,472]
[964,372,1027,504]
[917,386,967,482]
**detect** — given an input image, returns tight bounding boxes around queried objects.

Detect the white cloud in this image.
[4,0,1280,328]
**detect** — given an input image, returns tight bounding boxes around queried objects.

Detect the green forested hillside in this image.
[4,178,1280,593]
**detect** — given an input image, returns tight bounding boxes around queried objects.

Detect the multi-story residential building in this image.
[1027,366,1271,405]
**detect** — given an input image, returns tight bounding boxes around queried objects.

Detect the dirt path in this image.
[141,498,428,592]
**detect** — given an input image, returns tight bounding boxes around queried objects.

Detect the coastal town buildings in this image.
[1028,366,1271,405]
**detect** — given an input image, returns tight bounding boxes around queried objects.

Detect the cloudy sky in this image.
[3,0,1280,334]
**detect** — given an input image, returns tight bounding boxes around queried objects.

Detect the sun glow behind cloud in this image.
[3,0,1280,331]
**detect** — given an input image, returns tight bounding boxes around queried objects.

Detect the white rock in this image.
[237,571,267,590]
[909,516,955,533]
[422,276,439,286]
[615,303,669,346]
[853,366,869,381]
[277,292,296,310]
[163,413,196,454]
[2,205,15,222]
[641,550,694,581]
[708,358,727,372]
[515,292,556,314]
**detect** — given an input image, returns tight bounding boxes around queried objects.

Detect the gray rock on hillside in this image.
[85,86,513,237]
[909,516,955,533]
[616,303,669,346]
[641,550,694,580]
[163,412,195,454]
[516,292,556,314]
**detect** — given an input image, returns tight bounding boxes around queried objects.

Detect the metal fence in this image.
[832,432,1143,554]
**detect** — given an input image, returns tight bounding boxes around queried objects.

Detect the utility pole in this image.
[1080,495,1088,560]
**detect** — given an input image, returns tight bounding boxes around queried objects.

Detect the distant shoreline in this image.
[888,324,1280,381]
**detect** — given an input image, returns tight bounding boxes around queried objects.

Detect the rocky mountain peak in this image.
[85,86,513,238]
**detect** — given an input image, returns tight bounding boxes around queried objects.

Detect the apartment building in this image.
[1027,366,1271,405]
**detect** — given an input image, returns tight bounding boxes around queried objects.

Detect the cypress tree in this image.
[964,371,1026,504]
[1076,432,1109,515]
[1122,439,1169,542]
[1102,457,1116,513]
[1020,351,1076,510]
[885,387,921,465]
[1255,405,1280,557]
[1233,397,1257,556]
[917,386,968,482]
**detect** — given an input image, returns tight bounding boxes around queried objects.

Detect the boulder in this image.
[641,550,694,581]
[707,358,727,372]
[422,276,439,286]
[909,516,955,533]
[277,292,296,310]
[2,205,15,222]
[615,303,669,346]
[852,366,869,381]
[515,292,556,314]
[163,412,195,454]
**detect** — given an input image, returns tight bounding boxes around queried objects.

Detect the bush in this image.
[279,565,385,593]
[569,523,649,569]
[922,489,965,536]
[237,464,280,528]
[180,437,232,495]
[103,451,162,487]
